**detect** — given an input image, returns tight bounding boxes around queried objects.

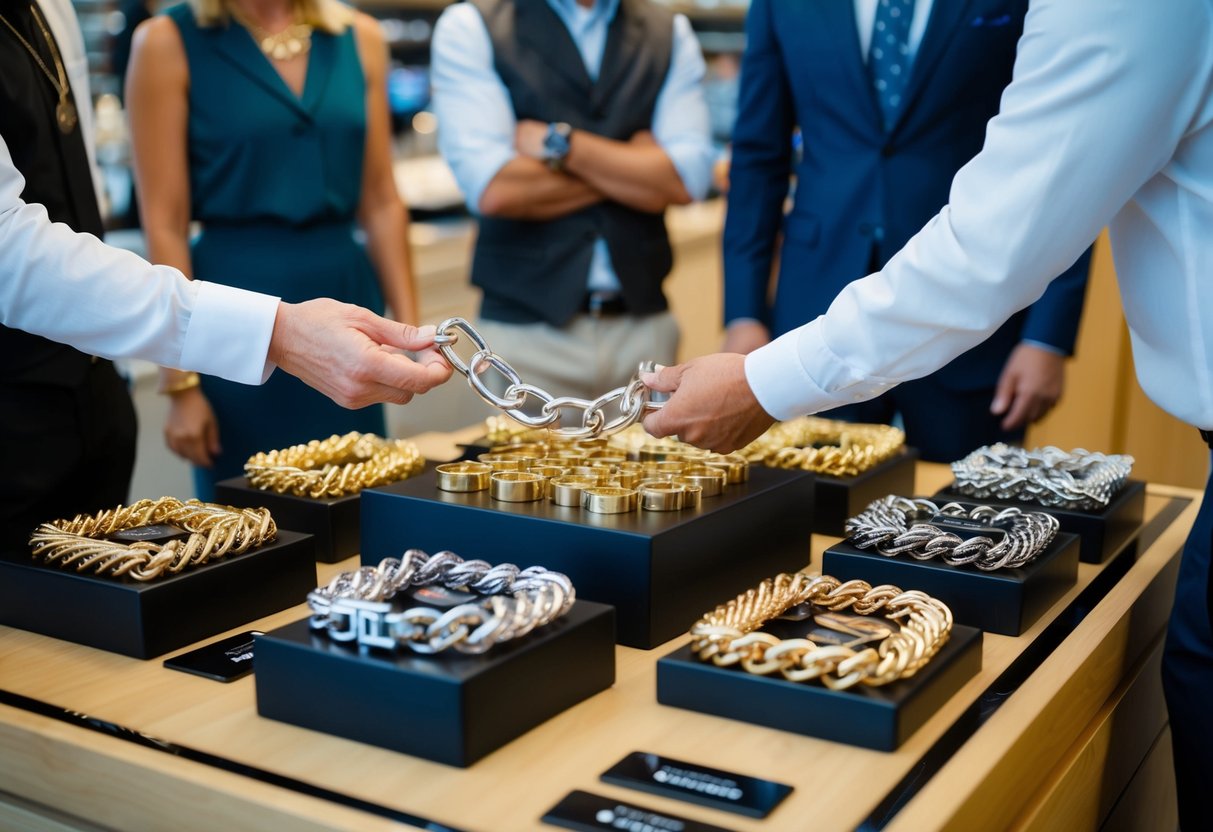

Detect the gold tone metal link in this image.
[740,416,905,478]
[244,432,424,498]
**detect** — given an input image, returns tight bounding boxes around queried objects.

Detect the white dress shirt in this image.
[746,0,1213,431]
[0,134,278,385]
[431,0,714,293]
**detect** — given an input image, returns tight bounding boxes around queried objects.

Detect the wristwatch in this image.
[543,122,573,171]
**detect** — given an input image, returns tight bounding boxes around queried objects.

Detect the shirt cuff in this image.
[180,281,280,385]
[1019,338,1068,357]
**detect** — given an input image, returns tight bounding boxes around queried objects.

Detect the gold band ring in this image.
[435,461,492,492]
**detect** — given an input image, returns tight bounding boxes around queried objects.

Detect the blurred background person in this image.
[127,0,419,499]
[720,0,1092,461]
[430,0,714,407]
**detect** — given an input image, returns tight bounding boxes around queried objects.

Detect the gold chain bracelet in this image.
[28,497,277,582]
[739,416,905,477]
[244,432,425,499]
[690,573,952,690]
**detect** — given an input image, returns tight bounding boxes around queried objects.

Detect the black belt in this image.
[1201,429,1213,450]
[581,292,628,318]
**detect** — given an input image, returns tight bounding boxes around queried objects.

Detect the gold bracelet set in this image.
[437,436,749,515]
[28,497,277,581]
[740,416,905,477]
[245,432,425,499]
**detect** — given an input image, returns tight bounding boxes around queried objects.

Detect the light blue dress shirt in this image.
[431,0,714,294]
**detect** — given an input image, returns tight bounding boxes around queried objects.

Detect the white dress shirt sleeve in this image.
[746,0,1211,420]
[431,5,518,214]
[651,14,715,201]
[0,134,278,385]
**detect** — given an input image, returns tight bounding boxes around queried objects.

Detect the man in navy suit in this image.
[721,0,1091,461]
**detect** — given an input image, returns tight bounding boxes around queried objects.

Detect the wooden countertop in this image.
[0,429,1199,832]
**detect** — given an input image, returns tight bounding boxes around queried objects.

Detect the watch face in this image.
[545,124,571,160]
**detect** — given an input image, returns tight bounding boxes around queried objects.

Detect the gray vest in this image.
[469,0,675,326]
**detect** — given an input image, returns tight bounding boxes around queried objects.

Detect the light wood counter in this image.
[0,429,1198,831]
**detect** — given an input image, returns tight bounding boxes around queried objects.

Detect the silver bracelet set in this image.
[308,549,575,654]
[950,444,1133,510]
[845,496,1060,571]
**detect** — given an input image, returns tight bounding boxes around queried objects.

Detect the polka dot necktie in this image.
[869,0,915,131]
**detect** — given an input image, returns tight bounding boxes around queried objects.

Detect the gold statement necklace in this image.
[0,4,78,133]
[241,9,313,61]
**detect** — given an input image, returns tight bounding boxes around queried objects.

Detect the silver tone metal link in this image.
[950,444,1133,510]
[435,316,664,439]
[307,549,575,654]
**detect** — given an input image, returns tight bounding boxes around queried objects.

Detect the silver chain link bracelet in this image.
[308,549,575,654]
[950,444,1133,510]
[845,495,1060,571]
[434,317,665,440]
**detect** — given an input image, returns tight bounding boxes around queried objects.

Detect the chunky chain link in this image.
[434,317,664,440]
[950,444,1133,510]
[739,416,906,477]
[244,432,424,499]
[845,495,1059,571]
[308,549,575,655]
[29,497,278,581]
[690,573,952,689]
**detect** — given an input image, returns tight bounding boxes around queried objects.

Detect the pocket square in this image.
[970,13,1013,27]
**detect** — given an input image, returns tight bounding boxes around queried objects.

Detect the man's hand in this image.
[164,387,221,467]
[990,342,1066,431]
[721,320,771,355]
[268,299,452,409]
[515,120,550,160]
[641,353,775,453]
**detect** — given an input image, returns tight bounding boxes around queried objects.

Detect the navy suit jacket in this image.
[724,0,1091,391]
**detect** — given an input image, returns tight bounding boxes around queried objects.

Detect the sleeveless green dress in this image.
[165,3,386,500]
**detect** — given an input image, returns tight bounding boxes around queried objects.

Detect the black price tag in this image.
[601,752,793,819]
[543,790,736,832]
[107,523,190,545]
[929,512,1014,543]
[163,630,262,682]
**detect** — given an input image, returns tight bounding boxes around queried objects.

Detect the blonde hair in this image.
[188,0,353,35]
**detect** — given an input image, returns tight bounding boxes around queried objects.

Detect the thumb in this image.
[990,366,1017,415]
[360,311,437,352]
[640,363,685,394]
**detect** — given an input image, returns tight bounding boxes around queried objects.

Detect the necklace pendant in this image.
[56,97,77,134]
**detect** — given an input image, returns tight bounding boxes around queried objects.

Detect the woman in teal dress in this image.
[126,0,418,500]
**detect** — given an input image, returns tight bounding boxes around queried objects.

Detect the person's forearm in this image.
[360,199,419,325]
[478,157,602,220]
[563,131,691,214]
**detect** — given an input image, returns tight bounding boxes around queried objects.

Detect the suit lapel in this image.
[516,0,593,99]
[209,21,310,119]
[893,0,974,131]
[814,0,882,132]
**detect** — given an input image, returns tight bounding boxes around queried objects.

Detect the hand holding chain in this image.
[951,444,1133,510]
[738,416,905,477]
[29,497,277,581]
[434,317,664,440]
[690,573,952,689]
[308,549,575,654]
[244,432,424,499]
[845,495,1059,570]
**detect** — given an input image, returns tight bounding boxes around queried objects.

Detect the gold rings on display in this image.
[638,481,685,511]
[582,486,638,514]
[28,497,278,582]
[679,466,726,497]
[490,471,546,502]
[435,462,492,493]
[549,475,598,506]
[690,573,952,690]
[740,416,905,478]
[244,432,424,498]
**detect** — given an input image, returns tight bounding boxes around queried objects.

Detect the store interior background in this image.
[69,0,1210,501]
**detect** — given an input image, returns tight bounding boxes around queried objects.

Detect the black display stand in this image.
[933,479,1146,564]
[810,449,919,537]
[822,530,1080,636]
[656,625,983,752]
[215,476,360,564]
[359,466,815,649]
[255,601,615,767]
[0,531,316,659]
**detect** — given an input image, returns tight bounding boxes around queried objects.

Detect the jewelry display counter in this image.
[0,426,1196,832]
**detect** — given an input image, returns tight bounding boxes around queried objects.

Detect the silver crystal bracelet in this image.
[308,549,575,654]
[845,495,1060,571]
[950,444,1133,510]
